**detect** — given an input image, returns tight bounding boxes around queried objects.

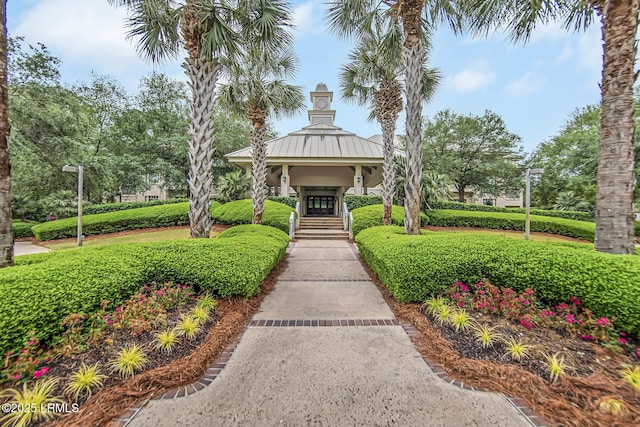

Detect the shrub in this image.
[11,219,39,239]
[0,226,288,355]
[211,199,295,233]
[31,201,221,241]
[83,198,188,215]
[344,195,383,211]
[267,196,298,209]
[426,209,595,241]
[355,226,640,335]
[429,201,594,222]
[350,204,428,237]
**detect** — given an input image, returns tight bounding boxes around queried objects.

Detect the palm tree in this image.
[328,0,464,235]
[218,48,304,224]
[216,169,250,202]
[553,190,592,212]
[467,0,638,254]
[339,18,440,225]
[0,0,12,268]
[394,155,451,210]
[109,0,293,238]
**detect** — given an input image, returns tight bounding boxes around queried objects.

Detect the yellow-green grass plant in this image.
[110,344,148,378]
[0,377,63,427]
[176,315,200,340]
[64,363,107,400]
[597,397,627,415]
[434,304,453,326]
[503,337,533,361]
[192,306,210,325]
[449,308,473,332]
[155,329,180,354]
[542,352,572,384]
[472,323,502,348]
[196,293,218,312]
[619,365,640,393]
[423,297,447,316]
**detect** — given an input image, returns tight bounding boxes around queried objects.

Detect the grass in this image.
[42,227,216,251]
[425,227,593,244]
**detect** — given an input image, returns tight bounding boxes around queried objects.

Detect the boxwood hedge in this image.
[211,199,295,233]
[356,226,640,335]
[0,224,288,355]
[11,219,39,238]
[351,204,429,237]
[267,196,298,209]
[344,195,383,211]
[31,201,222,241]
[83,198,188,215]
[430,201,594,222]
[426,209,596,241]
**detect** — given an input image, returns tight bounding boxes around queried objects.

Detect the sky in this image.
[7,0,605,155]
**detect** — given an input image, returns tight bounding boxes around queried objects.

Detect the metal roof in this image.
[226,123,403,163]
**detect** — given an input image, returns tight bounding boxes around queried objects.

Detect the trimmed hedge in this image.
[426,209,596,241]
[430,201,594,222]
[84,198,188,215]
[356,226,640,335]
[211,199,295,233]
[11,219,39,238]
[267,196,298,209]
[31,202,222,241]
[344,195,383,211]
[0,225,288,355]
[351,204,429,237]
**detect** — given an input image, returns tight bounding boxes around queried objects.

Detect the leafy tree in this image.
[422,109,524,202]
[218,47,304,224]
[0,0,11,267]
[110,0,295,238]
[216,169,250,202]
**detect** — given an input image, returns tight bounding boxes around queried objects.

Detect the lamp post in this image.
[62,164,83,246]
[524,168,544,240]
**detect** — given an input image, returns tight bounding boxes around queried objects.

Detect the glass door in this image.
[306,196,335,216]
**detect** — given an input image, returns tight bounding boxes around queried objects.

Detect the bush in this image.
[344,195,383,211]
[351,204,428,237]
[11,220,39,239]
[31,202,222,241]
[355,226,640,335]
[83,198,188,215]
[426,210,595,241]
[218,224,291,247]
[0,225,288,355]
[430,201,594,222]
[266,196,298,209]
[211,199,295,233]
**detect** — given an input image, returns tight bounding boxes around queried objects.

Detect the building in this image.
[450,186,524,208]
[226,83,398,216]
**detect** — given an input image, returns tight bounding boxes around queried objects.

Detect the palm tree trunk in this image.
[401,0,425,235]
[381,118,397,225]
[0,0,12,268]
[594,0,638,254]
[183,57,221,238]
[250,118,268,224]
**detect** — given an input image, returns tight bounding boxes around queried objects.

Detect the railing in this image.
[342,202,349,230]
[288,212,295,240]
[348,212,354,240]
[294,201,300,229]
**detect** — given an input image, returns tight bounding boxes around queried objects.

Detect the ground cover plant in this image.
[31,202,222,241]
[350,204,428,237]
[211,199,296,233]
[430,200,594,222]
[0,225,289,355]
[83,198,188,215]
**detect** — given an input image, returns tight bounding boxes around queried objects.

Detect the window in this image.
[149,174,160,184]
[146,195,159,202]
[482,198,494,206]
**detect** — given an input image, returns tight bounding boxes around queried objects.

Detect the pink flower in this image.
[13,374,21,380]
[597,317,610,327]
[33,367,49,379]
[636,348,640,358]
[620,331,627,337]
[619,338,627,345]
[578,335,594,341]
[116,307,123,313]
[460,284,469,293]
[107,320,113,325]
[570,297,581,306]
[557,303,567,311]
[565,314,576,324]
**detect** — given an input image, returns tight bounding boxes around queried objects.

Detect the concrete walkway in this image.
[129,240,533,427]
[14,241,50,256]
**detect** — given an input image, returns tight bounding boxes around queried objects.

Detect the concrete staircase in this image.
[295,217,349,240]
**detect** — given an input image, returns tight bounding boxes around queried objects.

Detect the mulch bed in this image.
[355,249,640,427]
[50,255,287,427]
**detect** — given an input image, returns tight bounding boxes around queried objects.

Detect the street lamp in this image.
[524,168,544,240]
[62,164,84,246]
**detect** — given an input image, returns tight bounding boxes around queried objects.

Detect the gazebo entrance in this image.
[305,195,336,216]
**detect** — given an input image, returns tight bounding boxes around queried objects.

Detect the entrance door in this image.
[306,196,335,216]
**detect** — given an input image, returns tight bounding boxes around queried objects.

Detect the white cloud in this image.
[447,62,495,93]
[292,2,325,36]
[505,72,545,97]
[576,27,602,73]
[530,20,569,44]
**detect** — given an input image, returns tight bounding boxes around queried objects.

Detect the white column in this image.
[244,164,251,177]
[280,164,289,196]
[354,164,363,196]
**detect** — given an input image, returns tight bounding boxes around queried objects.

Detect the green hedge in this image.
[351,204,429,237]
[31,202,222,241]
[11,219,39,238]
[211,199,295,233]
[356,226,640,335]
[83,198,188,215]
[430,201,594,222]
[426,209,596,241]
[344,195,383,211]
[267,196,298,209]
[0,225,288,355]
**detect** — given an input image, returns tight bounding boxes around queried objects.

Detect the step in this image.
[298,224,345,230]
[294,229,350,240]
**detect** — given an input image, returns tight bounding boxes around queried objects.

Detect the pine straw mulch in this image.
[50,256,287,427]
[355,252,640,427]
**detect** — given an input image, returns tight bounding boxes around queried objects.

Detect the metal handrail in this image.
[288,212,295,240]
[342,202,349,230]
[348,212,354,240]
[294,201,300,229]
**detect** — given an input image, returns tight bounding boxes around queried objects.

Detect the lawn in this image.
[423,226,593,244]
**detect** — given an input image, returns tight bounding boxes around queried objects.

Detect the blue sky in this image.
[7,0,603,154]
